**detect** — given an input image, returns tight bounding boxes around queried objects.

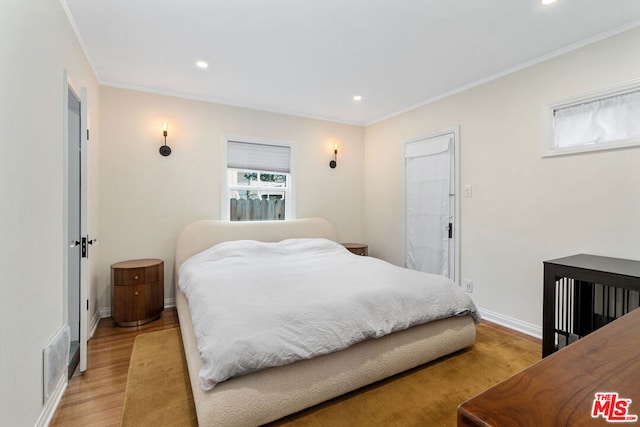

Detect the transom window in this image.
[223,138,294,221]
[543,81,640,157]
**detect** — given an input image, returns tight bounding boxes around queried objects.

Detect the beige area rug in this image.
[122,323,539,426]
[122,328,198,426]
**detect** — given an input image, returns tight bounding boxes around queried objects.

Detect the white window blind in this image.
[552,88,640,150]
[227,141,291,173]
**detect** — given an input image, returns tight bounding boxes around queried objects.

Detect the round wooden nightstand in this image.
[111,259,164,327]
[342,243,368,256]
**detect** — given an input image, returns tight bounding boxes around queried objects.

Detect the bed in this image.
[175,217,478,426]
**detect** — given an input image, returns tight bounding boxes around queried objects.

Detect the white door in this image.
[67,87,82,375]
[404,130,459,282]
[65,76,89,374]
[79,86,89,373]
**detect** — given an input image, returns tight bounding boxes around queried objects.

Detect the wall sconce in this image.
[159,121,172,156]
[329,143,337,168]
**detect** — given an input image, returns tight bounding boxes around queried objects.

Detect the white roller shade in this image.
[405,134,450,158]
[228,141,291,173]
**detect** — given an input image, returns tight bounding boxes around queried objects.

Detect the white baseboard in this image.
[35,373,67,427]
[478,307,542,339]
[98,297,176,318]
[99,306,110,319]
[89,309,101,338]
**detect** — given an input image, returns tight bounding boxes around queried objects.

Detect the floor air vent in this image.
[43,326,70,403]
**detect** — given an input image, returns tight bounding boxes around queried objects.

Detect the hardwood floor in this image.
[51,309,540,426]
[50,309,180,427]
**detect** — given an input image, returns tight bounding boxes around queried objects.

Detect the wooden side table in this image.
[111,258,164,327]
[342,243,368,256]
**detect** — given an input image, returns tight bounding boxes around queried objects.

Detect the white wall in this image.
[364,27,640,331]
[97,87,364,313]
[0,0,100,425]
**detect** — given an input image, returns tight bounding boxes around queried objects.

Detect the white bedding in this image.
[178,238,479,391]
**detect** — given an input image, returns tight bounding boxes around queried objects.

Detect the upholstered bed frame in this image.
[175,218,476,426]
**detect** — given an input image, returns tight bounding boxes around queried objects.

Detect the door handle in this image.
[81,236,98,258]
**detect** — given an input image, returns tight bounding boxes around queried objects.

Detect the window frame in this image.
[542,79,640,157]
[221,134,296,221]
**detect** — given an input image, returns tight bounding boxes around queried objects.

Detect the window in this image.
[543,81,640,157]
[223,137,294,221]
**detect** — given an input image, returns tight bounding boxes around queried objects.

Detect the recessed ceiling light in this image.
[353,95,362,101]
[196,60,209,69]
[541,0,558,5]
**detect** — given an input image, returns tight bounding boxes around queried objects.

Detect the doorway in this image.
[65,76,89,376]
[403,128,460,283]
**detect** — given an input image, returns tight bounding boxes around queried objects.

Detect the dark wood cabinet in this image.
[111,259,164,326]
[543,254,640,357]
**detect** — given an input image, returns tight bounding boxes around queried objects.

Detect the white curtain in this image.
[405,135,452,277]
[553,89,640,148]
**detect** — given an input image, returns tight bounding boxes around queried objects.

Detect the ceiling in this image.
[62,0,640,125]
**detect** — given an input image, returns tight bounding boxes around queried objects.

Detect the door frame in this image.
[62,70,89,372]
[401,126,460,284]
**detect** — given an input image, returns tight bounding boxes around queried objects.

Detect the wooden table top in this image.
[111,258,163,269]
[458,308,640,426]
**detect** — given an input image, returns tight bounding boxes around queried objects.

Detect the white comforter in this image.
[178,238,479,390]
